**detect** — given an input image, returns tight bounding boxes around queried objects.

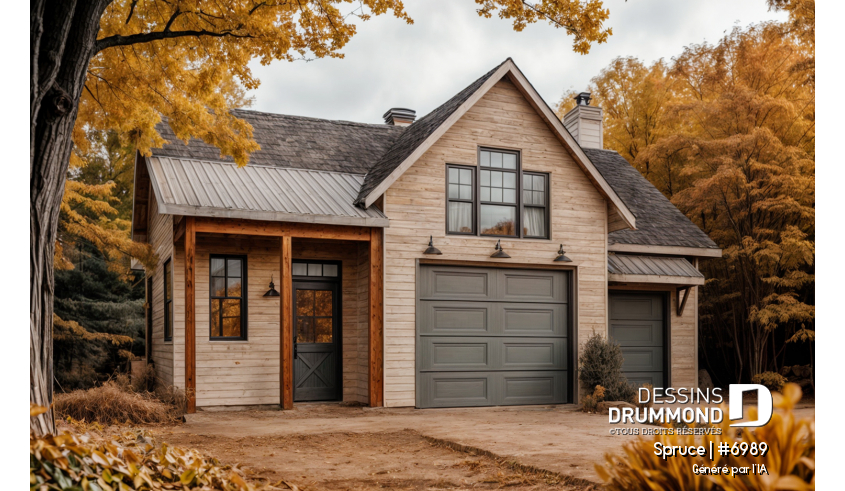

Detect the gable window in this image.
[210,255,247,340]
[163,258,173,341]
[446,148,549,239]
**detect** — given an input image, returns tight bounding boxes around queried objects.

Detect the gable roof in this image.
[584,148,720,253]
[152,109,405,175]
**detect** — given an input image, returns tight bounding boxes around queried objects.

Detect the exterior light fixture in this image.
[423,236,442,255]
[554,245,572,262]
[263,275,280,297]
[490,240,511,259]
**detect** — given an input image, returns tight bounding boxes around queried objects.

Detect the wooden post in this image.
[184,216,196,413]
[280,236,294,409]
[368,227,384,407]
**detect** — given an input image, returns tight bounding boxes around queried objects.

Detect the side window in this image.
[163,258,173,341]
[523,173,549,239]
[446,165,475,234]
[479,149,519,236]
[210,255,247,340]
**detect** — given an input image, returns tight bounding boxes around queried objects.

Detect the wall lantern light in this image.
[263,275,280,297]
[423,236,442,255]
[490,240,511,259]
[554,245,572,262]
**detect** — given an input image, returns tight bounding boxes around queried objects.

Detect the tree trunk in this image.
[30,0,110,436]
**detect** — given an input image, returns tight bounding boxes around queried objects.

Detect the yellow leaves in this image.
[53,315,134,346]
[31,404,49,417]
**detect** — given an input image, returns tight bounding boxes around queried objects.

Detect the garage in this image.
[416,265,571,408]
[608,292,667,387]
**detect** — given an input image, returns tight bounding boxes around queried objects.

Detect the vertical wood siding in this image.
[382,79,610,407]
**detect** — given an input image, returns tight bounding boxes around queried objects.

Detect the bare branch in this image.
[96,29,252,53]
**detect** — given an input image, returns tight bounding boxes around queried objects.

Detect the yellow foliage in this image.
[53,315,134,347]
[596,383,814,490]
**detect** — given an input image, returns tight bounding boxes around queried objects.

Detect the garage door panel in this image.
[420,267,496,300]
[502,304,567,336]
[420,373,494,407]
[421,337,493,371]
[501,338,567,370]
[500,371,567,405]
[610,320,663,346]
[620,347,663,372]
[622,372,664,388]
[498,271,567,303]
[421,301,492,335]
[610,295,662,320]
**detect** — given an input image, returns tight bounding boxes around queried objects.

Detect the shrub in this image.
[54,380,179,425]
[596,383,814,491]
[633,383,653,410]
[581,385,605,413]
[752,371,788,393]
[578,332,636,402]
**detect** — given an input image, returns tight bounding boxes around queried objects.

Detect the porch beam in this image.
[368,227,384,407]
[193,217,374,242]
[280,236,294,409]
[184,216,197,413]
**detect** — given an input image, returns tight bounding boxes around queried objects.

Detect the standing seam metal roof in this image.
[607,254,704,278]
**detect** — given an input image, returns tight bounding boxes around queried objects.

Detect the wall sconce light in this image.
[423,236,442,255]
[554,245,572,262]
[263,275,280,297]
[490,240,511,258]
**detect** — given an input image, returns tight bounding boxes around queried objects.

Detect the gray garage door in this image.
[416,265,570,408]
[609,292,666,387]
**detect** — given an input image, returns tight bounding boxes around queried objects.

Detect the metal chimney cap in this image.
[574,92,592,106]
[383,108,417,125]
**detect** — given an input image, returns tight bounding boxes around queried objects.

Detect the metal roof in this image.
[607,254,704,285]
[146,156,389,227]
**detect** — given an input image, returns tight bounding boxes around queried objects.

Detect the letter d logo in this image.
[728,384,773,427]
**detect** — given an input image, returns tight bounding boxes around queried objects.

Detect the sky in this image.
[246,0,787,124]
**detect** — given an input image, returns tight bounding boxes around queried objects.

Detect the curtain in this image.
[448,202,473,233]
[524,207,545,237]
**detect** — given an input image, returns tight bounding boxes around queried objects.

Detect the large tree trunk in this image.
[30,0,109,436]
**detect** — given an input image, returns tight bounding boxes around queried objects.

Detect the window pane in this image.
[459,184,472,200]
[292,263,307,276]
[503,153,517,169]
[227,258,241,277]
[164,268,172,301]
[307,263,322,276]
[448,184,460,199]
[211,258,225,277]
[315,318,333,343]
[459,168,472,184]
[296,318,314,343]
[480,170,490,186]
[323,264,338,277]
[315,290,333,316]
[447,202,473,233]
[524,175,533,191]
[524,207,546,237]
[448,167,459,183]
[480,205,516,235]
[212,277,226,297]
[227,277,242,297]
[480,151,491,167]
[491,171,502,187]
[524,190,534,205]
[534,191,545,206]
[480,186,490,202]
[222,314,241,337]
[222,298,240,320]
[166,303,173,337]
[491,152,503,168]
[503,189,516,203]
[491,188,502,202]
[534,175,545,191]
[296,289,315,316]
[503,172,515,189]
[211,300,221,337]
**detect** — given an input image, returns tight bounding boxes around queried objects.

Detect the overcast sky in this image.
[246,0,786,124]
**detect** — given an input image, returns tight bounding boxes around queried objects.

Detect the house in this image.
[130,58,720,412]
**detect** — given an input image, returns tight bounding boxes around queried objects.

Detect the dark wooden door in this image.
[609,292,667,388]
[293,280,340,401]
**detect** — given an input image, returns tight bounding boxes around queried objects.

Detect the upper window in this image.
[446,148,549,239]
[210,255,247,340]
[163,258,173,341]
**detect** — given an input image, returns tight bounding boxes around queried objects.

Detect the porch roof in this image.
[146,156,389,227]
[607,254,704,286]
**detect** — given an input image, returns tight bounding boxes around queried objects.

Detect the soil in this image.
[154,428,594,490]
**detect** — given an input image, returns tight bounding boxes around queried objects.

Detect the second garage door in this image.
[416,265,571,408]
[609,292,667,387]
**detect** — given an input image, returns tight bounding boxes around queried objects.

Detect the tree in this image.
[31,0,618,434]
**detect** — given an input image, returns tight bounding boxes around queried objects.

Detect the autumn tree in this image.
[31,0,617,434]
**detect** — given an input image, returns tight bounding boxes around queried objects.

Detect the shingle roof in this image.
[354,59,510,204]
[583,148,719,250]
[151,109,405,175]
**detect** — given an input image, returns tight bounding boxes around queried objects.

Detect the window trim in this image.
[445,164,477,235]
[522,171,550,239]
[208,254,248,341]
[163,258,173,342]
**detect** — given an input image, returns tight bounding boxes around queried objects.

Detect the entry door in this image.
[609,292,666,388]
[293,281,340,401]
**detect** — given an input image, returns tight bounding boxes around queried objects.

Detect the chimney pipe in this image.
[562,92,603,149]
[383,108,416,126]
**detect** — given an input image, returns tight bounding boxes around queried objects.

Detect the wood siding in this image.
[147,190,175,386]
[382,79,610,407]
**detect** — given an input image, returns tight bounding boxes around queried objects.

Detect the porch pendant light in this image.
[264,275,280,297]
[554,245,572,262]
[490,240,511,259]
[423,236,442,255]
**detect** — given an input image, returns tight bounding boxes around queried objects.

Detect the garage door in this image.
[416,265,570,408]
[609,292,666,387]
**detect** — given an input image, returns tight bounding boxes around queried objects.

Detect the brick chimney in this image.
[383,108,416,126]
[562,92,603,149]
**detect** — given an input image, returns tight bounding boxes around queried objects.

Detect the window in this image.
[210,255,247,340]
[445,148,550,239]
[163,258,173,341]
[447,165,475,234]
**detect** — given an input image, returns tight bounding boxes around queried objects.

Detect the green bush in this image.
[752,371,788,392]
[578,332,636,402]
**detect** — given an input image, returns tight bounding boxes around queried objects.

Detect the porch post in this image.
[280,236,294,409]
[184,216,196,413]
[368,227,384,407]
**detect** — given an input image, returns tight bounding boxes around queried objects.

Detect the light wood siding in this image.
[146,190,174,386]
[382,79,610,407]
